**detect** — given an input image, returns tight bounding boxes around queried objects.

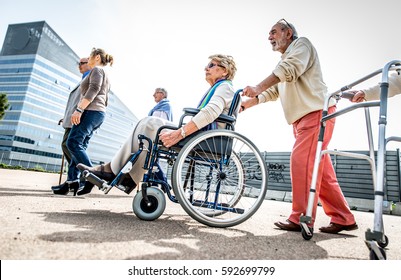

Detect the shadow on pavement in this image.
[0,187,128,198]
[34,208,357,260]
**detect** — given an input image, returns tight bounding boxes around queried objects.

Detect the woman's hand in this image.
[159,129,183,147]
[71,111,82,125]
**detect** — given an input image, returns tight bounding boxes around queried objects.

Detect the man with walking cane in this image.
[52,57,91,195]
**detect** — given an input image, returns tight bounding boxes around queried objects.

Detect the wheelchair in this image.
[82,89,268,228]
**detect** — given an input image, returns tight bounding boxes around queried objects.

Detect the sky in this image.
[0,0,400,153]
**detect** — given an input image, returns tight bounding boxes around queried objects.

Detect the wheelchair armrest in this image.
[215,114,235,124]
[182,108,200,116]
[181,108,236,125]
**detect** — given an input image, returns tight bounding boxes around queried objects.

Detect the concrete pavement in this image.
[1,168,401,260]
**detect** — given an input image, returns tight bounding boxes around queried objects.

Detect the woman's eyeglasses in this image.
[206,62,224,69]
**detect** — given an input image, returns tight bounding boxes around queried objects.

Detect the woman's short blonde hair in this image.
[209,54,237,81]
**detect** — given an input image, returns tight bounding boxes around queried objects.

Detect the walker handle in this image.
[340,91,355,101]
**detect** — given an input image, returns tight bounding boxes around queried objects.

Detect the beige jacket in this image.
[192,82,237,129]
[257,37,335,124]
[364,72,401,101]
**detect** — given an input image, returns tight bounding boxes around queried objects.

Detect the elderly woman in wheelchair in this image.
[77,54,268,227]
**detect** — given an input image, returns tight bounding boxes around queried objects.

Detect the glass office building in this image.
[0,21,138,172]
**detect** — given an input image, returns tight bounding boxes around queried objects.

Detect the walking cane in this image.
[58,154,64,185]
[57,118,64,185]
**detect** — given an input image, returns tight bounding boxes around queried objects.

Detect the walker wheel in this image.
[301,227,313,240]
[378,235,389,248]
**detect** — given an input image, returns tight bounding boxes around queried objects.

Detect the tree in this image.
[0,93,10,120]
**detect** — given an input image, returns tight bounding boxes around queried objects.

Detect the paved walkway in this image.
[1,168,401,262]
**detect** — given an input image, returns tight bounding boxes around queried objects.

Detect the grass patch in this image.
[0,163,57,173]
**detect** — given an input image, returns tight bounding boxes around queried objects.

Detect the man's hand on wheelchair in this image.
[159,129,183,148]
[239,97,259,113]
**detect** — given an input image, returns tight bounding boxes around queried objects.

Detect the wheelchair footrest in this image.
[192,200,245,214]
[83,170,104,187]
[82,170,112,194]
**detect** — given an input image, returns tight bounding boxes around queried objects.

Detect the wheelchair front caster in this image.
[133,187,166,221]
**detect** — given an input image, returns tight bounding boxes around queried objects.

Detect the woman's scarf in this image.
[197,79,232,131]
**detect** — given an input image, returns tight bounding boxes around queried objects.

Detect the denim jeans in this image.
[66,110,105,181]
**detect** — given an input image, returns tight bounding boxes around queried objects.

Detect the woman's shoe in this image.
[77,163,115,182]
[121,176,137,194]
[77,181,95,196]
[51,181,80,196]
[69,182,79,196]
[51,182,69,195]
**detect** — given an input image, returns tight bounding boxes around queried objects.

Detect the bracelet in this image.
[180,127,186,138]
[75,107,84,113]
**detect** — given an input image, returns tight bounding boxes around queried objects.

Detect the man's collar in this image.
[281,38,298,58]
[82,70,91,79]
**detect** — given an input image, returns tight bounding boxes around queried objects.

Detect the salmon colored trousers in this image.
[288,106,356,227]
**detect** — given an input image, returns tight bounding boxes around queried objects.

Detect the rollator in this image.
[299,60,401,260]
[81,90,269,228]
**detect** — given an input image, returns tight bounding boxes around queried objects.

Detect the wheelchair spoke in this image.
[172,130,268,227]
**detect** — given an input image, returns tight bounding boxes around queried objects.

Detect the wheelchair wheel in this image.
[201,150,245,217]
[172,130,268,227]
[133,187,166,221]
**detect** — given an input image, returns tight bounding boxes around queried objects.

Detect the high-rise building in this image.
[0,21,138,172]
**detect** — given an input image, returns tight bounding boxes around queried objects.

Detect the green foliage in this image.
[0,163,55,173]
[0,93,10,120]
[32,165,45,172]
